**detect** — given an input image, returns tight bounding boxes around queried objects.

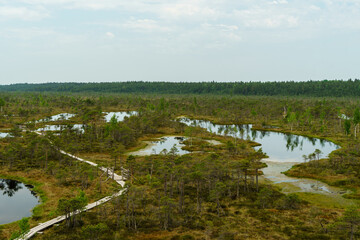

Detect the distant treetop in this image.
[0,80,359,97]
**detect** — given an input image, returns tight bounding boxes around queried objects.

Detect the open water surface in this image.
[0,179,39,225]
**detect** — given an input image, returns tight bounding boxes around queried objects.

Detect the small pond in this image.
[0,179,39,225]
[179,118,343,195]
[104,111,137,122]
[0,132,10,138]
[36,124,86,133]
[131,136,189,156]
[37,113,75,123]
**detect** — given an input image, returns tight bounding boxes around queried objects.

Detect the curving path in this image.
[17,133,127,240]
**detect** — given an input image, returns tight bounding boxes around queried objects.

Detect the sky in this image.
[0,0,359,84]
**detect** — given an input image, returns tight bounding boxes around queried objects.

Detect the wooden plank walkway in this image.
[17,135,127,240]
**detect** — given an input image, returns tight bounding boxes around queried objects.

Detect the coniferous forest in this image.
[0,83,360,240]
[1,80,360,97]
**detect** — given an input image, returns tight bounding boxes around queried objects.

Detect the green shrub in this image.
[181,235,195,240]
[276,194,301,210]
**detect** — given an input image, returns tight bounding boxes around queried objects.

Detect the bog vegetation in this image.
[0,85,359,239]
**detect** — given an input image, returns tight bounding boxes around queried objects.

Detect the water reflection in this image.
[37,124,86,133]
[131,136,189,156]
[179,118,339,163]
[0,132,10,138]
[103,111,137,122]
[37,113,75,123]
[0,179,39,225]
[0,179,22,197]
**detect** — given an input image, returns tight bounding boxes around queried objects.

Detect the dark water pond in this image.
[0,179,39,225]
[180,118,342,194]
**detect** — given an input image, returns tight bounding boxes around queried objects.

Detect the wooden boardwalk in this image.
[17,136,127,240]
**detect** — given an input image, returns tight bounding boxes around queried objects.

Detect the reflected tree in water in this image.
[0,179,22,197]
[237,125,245,139]
[251,129,257,140]
[284,134,301,151]
[307,136,317,146]
[217,126,224,135]
[319,139,326,148]
[180,118,338,160]
[258,130,270,139]
[299,139,304,150]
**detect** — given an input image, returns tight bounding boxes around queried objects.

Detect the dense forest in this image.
[0,91,360,239]
[1,80,360,97]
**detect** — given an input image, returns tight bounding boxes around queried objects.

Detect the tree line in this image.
[2,80,360,97]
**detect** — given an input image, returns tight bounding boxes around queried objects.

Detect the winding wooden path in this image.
[17,133,127,240]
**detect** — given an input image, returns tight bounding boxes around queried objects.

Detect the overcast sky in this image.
[0,0,359,84]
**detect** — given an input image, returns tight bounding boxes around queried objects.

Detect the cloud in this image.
[233,6,300,29]
[4,0,360,32]
[202,23,242,42]
[270,0,288,5]
[18,0,221,21]
[18,0,156,11]
[159,2,220,20]
[123,18,172,32]
[0,6,49,20]
[2,0,360,46]
[1,27,55,39]
[0,27,86,49]
[106,32,115,39]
